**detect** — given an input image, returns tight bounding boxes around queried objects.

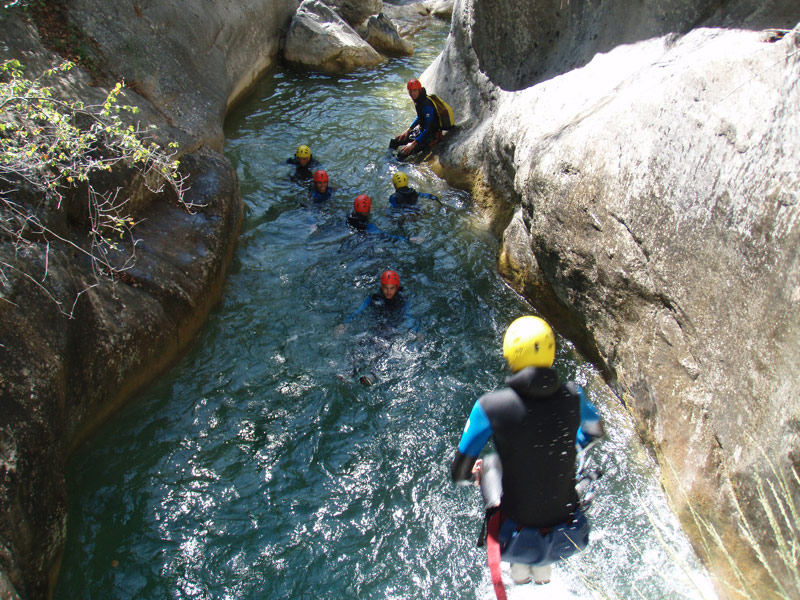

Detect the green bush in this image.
[1,59,192,314]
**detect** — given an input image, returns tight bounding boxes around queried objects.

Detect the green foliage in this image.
[0,59,192,315]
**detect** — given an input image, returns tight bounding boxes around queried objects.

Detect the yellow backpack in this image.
[428,94,455,130]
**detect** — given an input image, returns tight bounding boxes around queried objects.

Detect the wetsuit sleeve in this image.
[451,400,493,482]
[400,297,417,332]
[366,223,409,242]
[344,296,371,323]
[418,192,440,203]
[414,104,437,146]
[389,192,398,207]
[409,115,419,130]
[577,386,604,450]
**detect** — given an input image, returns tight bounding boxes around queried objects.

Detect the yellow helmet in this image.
[392,171,409,189]
[502,316,555,372]
[296,145,311,159]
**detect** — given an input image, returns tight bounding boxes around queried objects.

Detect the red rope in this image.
[486,511,508,600]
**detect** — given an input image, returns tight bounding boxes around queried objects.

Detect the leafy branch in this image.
[0,59,197,316]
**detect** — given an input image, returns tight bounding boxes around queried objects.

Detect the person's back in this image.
[451,315,603,591]
[478,367,581,527]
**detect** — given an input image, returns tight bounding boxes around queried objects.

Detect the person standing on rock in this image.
[391,79,441,160]
[450,315,604,597]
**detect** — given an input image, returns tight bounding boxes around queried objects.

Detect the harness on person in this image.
[427,94,454,130]
[477,445,602,600]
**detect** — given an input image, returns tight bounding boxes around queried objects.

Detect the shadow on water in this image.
[55,18,717,600]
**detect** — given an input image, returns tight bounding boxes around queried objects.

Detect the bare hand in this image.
[471,459,482,485]
[400,141,416,156]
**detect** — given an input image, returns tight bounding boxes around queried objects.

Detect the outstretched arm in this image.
[451,400,493,482]
[343,296,371,324]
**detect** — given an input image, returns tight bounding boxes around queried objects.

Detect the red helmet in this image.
[406,78,422,91]
[313,170,329,183]
[380,270,400,287]
[353,194,371,214]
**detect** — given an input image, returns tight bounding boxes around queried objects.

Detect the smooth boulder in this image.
[284,0,384,72]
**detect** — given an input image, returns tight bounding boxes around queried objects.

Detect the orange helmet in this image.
[354,194,371,214]
[380,270,400,287]
[406,78,422,91]
[313,170,329,183]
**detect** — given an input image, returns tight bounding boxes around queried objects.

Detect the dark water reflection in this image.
[55,18,715,600]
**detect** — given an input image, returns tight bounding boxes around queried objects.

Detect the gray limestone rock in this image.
[284,0,384,72]
[0,1,295,597]
[427,0,454,19]
[382,1,432,37]
[325,0,383,27]
[426,0,800,594]
[360,13,414,57]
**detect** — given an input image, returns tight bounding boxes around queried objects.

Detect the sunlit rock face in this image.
[426,0,800,595]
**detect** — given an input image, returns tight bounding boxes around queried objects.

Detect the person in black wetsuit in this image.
[345,194,419,242]
[336,269,417,385]
[341,269,415,332]
[287,144,319,181]
[450,316,603,588]
[389,171,439,208]
[391,79,441,160]
[310,169,332,203]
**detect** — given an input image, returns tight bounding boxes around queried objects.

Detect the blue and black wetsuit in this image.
[344,291,416,332]
[451,367,602,528]
[311,187,332,203]
[403,89,440,157]
[346,211,408,241]
[389,186,440,208]
[287,156,320,181]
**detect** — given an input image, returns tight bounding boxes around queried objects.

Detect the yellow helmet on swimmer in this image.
[392,171,409,189]
[502,316,555,372]
[296,145,311,159]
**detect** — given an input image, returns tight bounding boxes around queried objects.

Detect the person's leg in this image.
[510,563,532,584]
[531,564,552,584]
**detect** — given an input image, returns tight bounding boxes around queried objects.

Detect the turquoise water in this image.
[55,18,715,600]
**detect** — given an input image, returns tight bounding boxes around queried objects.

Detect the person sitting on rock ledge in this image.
[390,79,441,160]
